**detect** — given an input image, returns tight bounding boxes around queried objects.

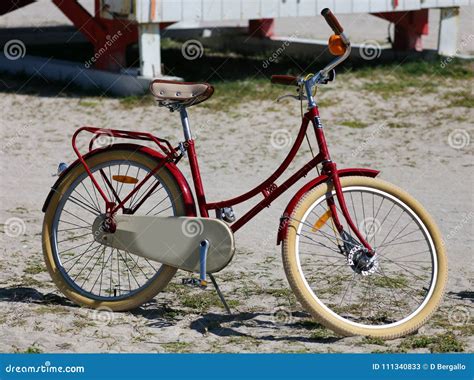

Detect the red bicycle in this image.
[42,9,447,338]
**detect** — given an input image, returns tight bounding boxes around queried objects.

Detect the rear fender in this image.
[276,168,379,245]
[42,143,197,216]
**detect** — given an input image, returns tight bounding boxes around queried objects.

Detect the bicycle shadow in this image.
[0,286,179,329]
[0,286,77,307]
[447,290,473,303]
[189,311,341,344]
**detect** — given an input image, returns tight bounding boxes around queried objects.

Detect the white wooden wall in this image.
[118,0,473,23]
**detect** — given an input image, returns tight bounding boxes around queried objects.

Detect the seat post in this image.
[179,107,192,141]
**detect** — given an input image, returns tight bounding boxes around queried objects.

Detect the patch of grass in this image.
[362,336,386,346]
[354,60,472,99]
[161,341,192,353]
[34,306,68,315]
[372,275,409,289]
[202,79,283,111]
[310,327,337,340]
[265,287,293,298]
[17,275,43,287]
[78,100,99,108]
[181,291,222,313]
[72,319,96,328]
[24,263,45,275]
[355,59,473,80]
[387,122,411,129]
[399,333,465,353]
[119,95,155,109]
[18,345,43,354]
[443,91,474,108]
[340,120,368,129]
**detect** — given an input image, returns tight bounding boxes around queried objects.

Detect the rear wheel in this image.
[42,147,188,311]
[282,176,447,338]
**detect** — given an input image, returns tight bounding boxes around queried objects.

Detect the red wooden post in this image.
[373,10,429,51]
[52,0,138,72]
[248,18,275,38]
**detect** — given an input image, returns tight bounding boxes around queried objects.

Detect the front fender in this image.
[276,168,379,245]
[42,143,197,217]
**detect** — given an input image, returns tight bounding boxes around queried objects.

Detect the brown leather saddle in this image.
[149,79,214,108]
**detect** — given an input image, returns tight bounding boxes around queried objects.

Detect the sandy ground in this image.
[0,59,472,353]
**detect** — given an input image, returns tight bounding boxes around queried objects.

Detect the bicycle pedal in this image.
[182,278,207,288]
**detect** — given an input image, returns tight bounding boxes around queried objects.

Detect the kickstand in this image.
[208,273,232,315]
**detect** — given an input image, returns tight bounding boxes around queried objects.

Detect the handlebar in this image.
[271,7,350,99]
[321,8,344,35]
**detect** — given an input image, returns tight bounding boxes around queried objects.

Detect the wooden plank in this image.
[160,0,182,22]
[369,0,390,13]
[182,0,202,21]
[261,0,279,18]
[401,0,423,10]
[279,0,298,17]
[317,0,335,13]
[222,0,242,20]
[297,0,317,16]
[242,0,261,19]
[352,0,371,13]
[334,1,353,13]
[202,0,222,21]
[421,0,439,8]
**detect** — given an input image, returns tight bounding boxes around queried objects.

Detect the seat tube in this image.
[180,107,209,217]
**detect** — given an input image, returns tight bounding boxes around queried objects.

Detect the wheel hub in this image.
[347,246,378,276]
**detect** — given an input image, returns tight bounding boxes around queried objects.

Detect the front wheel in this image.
[282,176,447,339]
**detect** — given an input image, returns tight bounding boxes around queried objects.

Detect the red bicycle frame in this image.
[71,104,373,252]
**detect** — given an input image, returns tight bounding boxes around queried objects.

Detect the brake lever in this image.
[277,92,307,102]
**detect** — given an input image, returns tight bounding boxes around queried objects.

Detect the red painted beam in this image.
[52,0,138,72]
[249,19,275,38]
[373,10,429,51]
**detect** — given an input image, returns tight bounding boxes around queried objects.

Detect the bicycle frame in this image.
[69,100,373,253]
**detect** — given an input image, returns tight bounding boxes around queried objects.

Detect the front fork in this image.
[322,161,374,255]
